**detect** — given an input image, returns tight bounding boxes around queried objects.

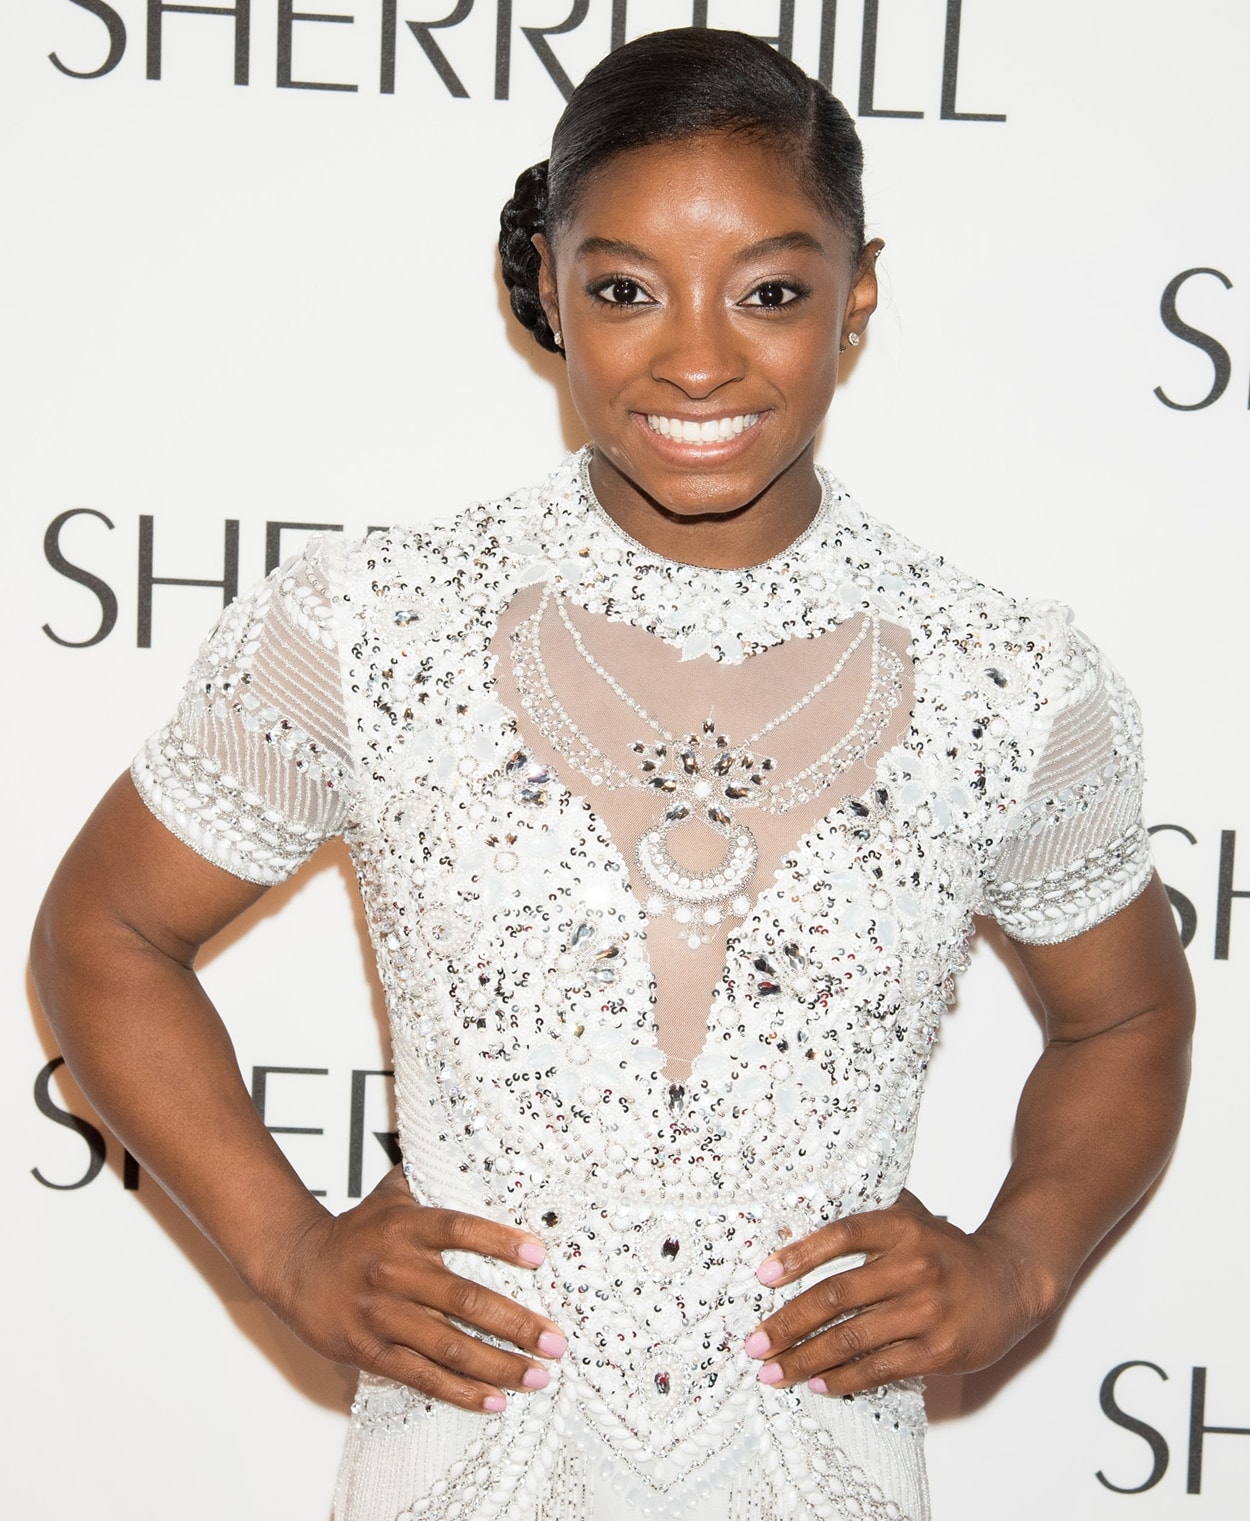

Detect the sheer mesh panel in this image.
[984,648,1152,944]
[493,584,915,1080]
[133,549,356,884]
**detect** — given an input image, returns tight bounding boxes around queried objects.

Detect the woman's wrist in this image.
[968,1212,1073,1327]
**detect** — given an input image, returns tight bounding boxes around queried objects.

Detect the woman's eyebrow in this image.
[571,231,828,264]
[573,236,653,262]
[734,231,828,263]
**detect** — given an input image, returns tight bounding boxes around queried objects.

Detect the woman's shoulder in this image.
[833,489,1076,644]
[824,484,1086,692]
[320,454,582,586]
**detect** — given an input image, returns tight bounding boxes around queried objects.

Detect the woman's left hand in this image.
[743,1190,1046,1396]
[745,877,1195,1396]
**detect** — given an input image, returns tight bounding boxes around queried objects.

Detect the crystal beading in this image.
[509,584,905,941]
[133,448,1155,1521]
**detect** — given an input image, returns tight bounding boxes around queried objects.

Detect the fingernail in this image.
[483,1395,507,1413]
[538,1331,567,1358]
[757,1363,784,1386]
[744,1331,770,1359]
[517,1241,547,1267]
[756,1259,783,1285]
[808,1377,828,1394]
[522,1367,550,1390]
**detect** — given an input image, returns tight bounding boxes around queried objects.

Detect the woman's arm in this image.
[743,873,1194,1393]
[31,773,567,1411]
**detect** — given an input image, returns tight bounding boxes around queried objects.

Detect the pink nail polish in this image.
[522,1367,550,1390]
[808,1377,828,1394]
[757,1362,784,1386]
[537,1331,567,1358]
[744,1331,770,1359]
[483,1395,507,1413]
[517,1241,547,1266]
[756,1259,783,1285]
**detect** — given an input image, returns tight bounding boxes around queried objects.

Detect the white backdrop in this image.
[6,1,1248,1516]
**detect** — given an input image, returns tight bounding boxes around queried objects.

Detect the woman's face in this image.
[536,132,880,566]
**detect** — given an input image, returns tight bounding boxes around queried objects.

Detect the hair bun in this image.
[499,161,561,355]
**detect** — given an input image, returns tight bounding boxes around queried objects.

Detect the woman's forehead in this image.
[557,134,848,260]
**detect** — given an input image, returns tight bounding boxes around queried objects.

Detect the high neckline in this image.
[576,447,835,576]
[525,449,857,666]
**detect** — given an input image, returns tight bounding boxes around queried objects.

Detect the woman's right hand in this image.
[32,780,566,1415]
[266,1166,567,1413]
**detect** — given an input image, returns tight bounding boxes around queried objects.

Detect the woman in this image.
[32,27,1193,1521]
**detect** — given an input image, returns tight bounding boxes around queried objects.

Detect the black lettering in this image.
[611,1,708,50]
[347,1068,399,1197]
[1096,1360,1170,1493]
[858,0,922,119]
[251,1065,328,1197]
[495,0,589,103]
[265,520,344,575]
[816,0,838,89]
[32,1058,108,1191]
[1214,829,1247,960]
[136,515,239,648]
[940,0,1005,121]
[277,0,357,90]
[147,0,251,85]
[1154,267,1233,411]
[123,1148,142,1189]
[381,0,472,96]
[42,508,118,648]
[740,0,795,56]
[1147,823,1198,949]
[1188,1366,1250,1494]
[50,0,127,78]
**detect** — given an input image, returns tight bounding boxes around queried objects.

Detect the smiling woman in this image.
[531,133,880,561]
[31,25,1192,1521]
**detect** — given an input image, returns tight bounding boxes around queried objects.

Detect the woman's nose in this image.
[649,302,744,398]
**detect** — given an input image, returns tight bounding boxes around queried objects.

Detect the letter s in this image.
[43,508,118,647]
[1096,1360,1170,1493]
[1148,822,1198,948]
[32,1058,108,1190]
[1153,267,1233,411]
[50,0,127,79]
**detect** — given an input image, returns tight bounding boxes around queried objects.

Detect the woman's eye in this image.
[597,278,649,306]
[743,281,801,309]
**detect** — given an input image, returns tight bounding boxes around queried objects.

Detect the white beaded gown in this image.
[133,450,1153,1521]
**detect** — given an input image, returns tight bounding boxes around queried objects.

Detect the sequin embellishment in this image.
[135,449,1154,1521]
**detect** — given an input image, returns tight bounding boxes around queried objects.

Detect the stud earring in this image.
[847,331,860,347]
[553,329,563,349]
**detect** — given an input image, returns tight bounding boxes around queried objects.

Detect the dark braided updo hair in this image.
[499,28,867,357]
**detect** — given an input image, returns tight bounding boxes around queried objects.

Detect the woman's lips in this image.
[644,412,762,443]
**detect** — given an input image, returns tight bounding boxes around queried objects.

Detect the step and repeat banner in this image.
[6,1,1247,1516]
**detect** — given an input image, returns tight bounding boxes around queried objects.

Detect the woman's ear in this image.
[533,234,560,339]
[842,238,885,347]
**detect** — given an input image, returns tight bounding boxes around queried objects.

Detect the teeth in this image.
[646,413,760,443]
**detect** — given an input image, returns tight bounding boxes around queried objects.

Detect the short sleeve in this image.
[982,632,1154,944]
[132,539,358,885]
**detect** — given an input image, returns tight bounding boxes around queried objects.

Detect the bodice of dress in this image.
[134,450,1153,1521]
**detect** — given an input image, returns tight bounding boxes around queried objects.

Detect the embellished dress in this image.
[133,450,1153,1521]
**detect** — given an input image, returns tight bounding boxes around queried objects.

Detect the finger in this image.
[361,1338,514,1415]
[366,1247,567,1358]
[746,1259,898,1359]
[755,1303,917,1388]
[756,1210,909,1289]
[407,1206,550,1270]
[805,1336,939,1398]
[367,1303,555,1394]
